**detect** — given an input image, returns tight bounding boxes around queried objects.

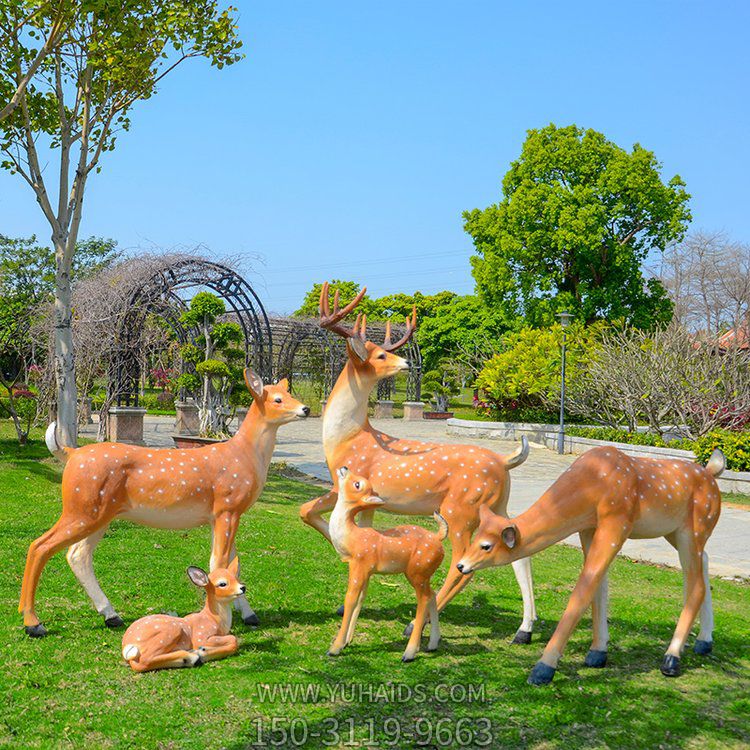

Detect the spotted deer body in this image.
[458,446,725,684]
[19,371,309,637]
[300,282,536,641]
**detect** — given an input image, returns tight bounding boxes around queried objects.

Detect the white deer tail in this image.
[433,512,449,541]
[122,644,140,661]
[45,422,71,464]
[504,435,529,469]
[706,449,726,478]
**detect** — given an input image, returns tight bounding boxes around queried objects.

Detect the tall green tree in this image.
[464,124,691,327]
[0,1,242,446]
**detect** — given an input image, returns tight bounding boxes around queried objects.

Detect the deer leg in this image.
[661,531,707,677]
[19,513,110,636]
[299,491,338,541]
[329,565,368,656]
[129,649,202,673]
[197,634,239,662]
[66,524,123,628]
[426,592,440,652]
[210,511,241,569]
[509,557,537,644]
[345,580,369,645]
[403,582,431,662]
[529,521,626,685]
[694,551,714,655]
[221,541,258,627]
[579,529,609,667]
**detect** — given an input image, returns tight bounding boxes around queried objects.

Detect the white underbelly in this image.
[630,512,680,539]
[120,503,210,529]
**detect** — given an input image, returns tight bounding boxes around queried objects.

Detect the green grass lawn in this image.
[723,492,750,507]
[1,423,749,749]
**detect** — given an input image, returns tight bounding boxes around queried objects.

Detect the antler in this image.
[318,281,367,338]
[382,305,417,351]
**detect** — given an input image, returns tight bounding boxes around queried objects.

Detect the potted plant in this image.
[172,292,245,447]
[422,359,460,419]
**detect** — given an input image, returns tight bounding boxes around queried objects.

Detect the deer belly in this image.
[120,502,210,529]
[630,506,684,539]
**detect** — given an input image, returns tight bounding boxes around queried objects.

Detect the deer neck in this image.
[329,502,361,559]
[323,362,375,453]
[201,593,233,635]
[234,405,279,472]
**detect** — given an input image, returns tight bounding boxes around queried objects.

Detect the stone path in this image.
[81,416,750,578]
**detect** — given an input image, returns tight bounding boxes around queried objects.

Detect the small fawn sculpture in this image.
[122,559,244,672]
[457,446,726,684]
[327,467,446,662]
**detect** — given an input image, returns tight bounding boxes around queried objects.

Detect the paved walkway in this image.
[82,416,750,578]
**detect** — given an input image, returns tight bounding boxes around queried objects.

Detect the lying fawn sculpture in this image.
[122,560,244,672]
[327,467,446,661]
[300,282,536,642]
[20,370,309,637]
[457,446,725,684]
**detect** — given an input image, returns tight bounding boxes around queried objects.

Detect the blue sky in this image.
[1,1,748,313]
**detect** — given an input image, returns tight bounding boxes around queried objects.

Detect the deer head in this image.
[318,281,415,380]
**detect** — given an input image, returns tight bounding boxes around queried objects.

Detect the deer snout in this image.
[239,584,246,595]
[456,561,470,574]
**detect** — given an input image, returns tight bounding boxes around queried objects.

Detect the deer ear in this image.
[347,337,368,362]
[336,466,349,480]
[187,566,209,588]
[276,377,289,391]
[501,525,518,549]
[244,368,265,401]
[228,557,240,576]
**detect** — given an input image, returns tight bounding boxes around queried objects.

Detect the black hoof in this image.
[660,655,681,677]
[584,649,608,668]
[336,604,345,617]
[104,615,125,629]
[194,654,204,667]
[403,622,414,637]
[24,623,47,638]
[243,613,260,627]
[326,650,340,657]
[401,655,415,663]
[694,639,713,655]
[528,661,556,686]
[512,630,532,645]
[425,643,440,653]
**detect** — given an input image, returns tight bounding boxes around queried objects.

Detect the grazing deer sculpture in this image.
[122,560,244,672]
[328,467,446,661]
[300,283,536,642]
[457,446,725,684]
[20,370,309,637]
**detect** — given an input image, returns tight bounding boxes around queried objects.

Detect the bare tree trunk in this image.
[53,239,78,447]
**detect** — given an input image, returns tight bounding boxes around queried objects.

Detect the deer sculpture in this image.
[327,467,446,661]
[299,283,536,642]
[20,370,309,637]
[457,445,725,684]
[122,560,245,672]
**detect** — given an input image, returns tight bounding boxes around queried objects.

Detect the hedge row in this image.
[566,427,750,472]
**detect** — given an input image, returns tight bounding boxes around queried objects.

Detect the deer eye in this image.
[274,396,282,403]
[218,581,228,587]
[480,541,493,552]
[354,481,361,490]
[377,353,387,360]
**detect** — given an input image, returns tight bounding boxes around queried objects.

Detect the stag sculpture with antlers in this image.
[299,283,537,641]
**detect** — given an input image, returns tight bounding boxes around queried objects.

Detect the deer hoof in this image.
[326,649,341,657]
[584,650,608,668]
[104,615,125,629]
[694,639,713,655]
[660,655,681,677]
[512,630,532,645]
[425,640,440,653]
[24,623,47,638]
[243,613,260,627]
[528,661,556,686]
[401,654,416,663]
[403,622,414,637]
[336,604,345,617]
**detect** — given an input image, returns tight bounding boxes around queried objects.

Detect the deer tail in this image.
[433,512,449,541]
[122,644,140,662]
[504,435,529,469]
[45,422,73,464]
[706,449,726,478]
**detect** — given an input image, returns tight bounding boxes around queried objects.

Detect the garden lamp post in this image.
[557,311,573,454]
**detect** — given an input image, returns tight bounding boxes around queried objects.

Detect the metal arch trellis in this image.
[111,257,273,407]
